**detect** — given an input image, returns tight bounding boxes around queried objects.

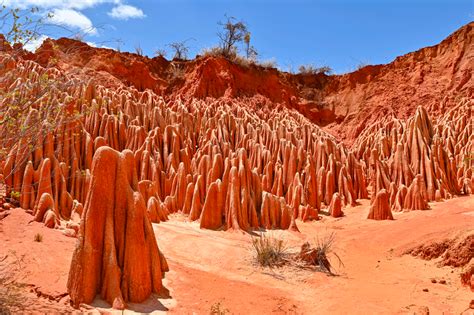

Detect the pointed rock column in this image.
[67,147,168,310]
[368,189,393,220]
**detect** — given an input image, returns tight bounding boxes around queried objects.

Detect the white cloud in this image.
[108,4,145,20]
[49,8,98,36]
[3,0,146,38]
[2,0,120,10]
[86,41,114,50]
[23,34,49,52]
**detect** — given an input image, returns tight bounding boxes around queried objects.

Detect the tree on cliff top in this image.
[217,15,249,59]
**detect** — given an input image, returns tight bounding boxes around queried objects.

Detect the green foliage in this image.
[0,59,86,178]
[0,5,53,48]
[464,152,474,170]
[9,191,20,200]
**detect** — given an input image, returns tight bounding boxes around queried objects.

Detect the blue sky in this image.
[3,0,473,73]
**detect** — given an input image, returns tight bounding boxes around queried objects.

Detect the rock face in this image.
[328,193,343,218]
[67,147,168,309]
[0,20,473,313]
[23,23,473,144]
[367,189,393,220]
[1,41,473,233]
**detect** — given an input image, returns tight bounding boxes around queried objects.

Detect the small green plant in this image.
[33,233,43,242]
[210,301,229,315]
[463,152,474,170]
[9,191,20,200]
[251,233,287,267]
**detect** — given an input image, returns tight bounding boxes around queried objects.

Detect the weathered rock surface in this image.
[0,19,472,312]
[67,147,168,309]
[367,189,393,220]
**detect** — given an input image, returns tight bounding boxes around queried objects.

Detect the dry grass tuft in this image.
[251,233,288,267]
[210,301,229,315]
[297,232,343,275]
[0,253,28,314]
[33,233,43,242]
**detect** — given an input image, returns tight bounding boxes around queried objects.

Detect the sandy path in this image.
[155,196,473,314]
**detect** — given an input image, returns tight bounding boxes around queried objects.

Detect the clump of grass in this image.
[298,64,333,75]
[168,63,185,81]
[257,59,277,69]
[251,233,288,267]
[0,253,28,314]
[33,233,43,242]
[298,232,343,275]
[210,301,229,315]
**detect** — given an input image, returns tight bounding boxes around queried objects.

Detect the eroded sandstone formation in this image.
[67,146,168,309]
[1,48,472,234]
[0,23,473,310]
[0,59,367,232]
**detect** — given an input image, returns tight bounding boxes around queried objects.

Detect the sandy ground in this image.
[0,195,473,314]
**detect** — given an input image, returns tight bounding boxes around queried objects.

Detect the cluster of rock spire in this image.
[1,48,472,309]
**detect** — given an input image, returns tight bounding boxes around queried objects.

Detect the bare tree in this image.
[167,41,190,60]
[217,15,248,58]
[134,43,143,56]
[154,48,167,58]
[244,32,257,60]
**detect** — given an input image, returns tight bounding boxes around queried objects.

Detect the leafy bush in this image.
[9,191,20,200]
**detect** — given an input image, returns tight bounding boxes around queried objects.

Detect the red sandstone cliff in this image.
[20,22,472,144]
